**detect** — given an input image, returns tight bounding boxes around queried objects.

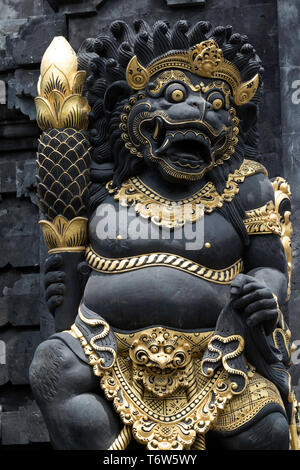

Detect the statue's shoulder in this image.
[237,159,275,211]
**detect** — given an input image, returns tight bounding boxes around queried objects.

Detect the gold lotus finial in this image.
[39,215,88,253]
[35,36,90,130]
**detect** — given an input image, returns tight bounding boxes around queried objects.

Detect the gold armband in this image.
[243,201,282,236]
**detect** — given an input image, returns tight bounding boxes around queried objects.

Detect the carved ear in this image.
[104,81,132,114]
[236,102,257,133]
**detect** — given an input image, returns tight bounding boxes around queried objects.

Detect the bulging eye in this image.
[212,98,223,110]
[207,92,225,111]
[165,83,187,103]
[164,346,174,354]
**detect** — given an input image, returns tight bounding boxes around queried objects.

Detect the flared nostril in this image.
[192,102,198,107]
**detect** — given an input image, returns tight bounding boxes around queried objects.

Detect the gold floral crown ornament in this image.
[126,39,259,106]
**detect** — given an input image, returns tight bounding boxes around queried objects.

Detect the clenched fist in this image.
[231,274,278,335]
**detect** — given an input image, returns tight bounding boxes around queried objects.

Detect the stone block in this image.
[0,199,40,268]
[0,157,39,198]
[0,297,9,327]
[0,365,9,387]
[21,402,49,443]
[0,0,45,21]
[4,15,67,70]
[281,132,300,188]
[7,330,41,384]
[0,80,5,104]
[16,159,39,208]
[0,19,27,71]
[277,0,300,68]
[259,152,283,180]
[46,0,104,15]
[166,0,205,5]
[1,410,27,445]
[1,402,49,445]
[0,119,40,155]
[7,68,40,120]
[2,274,41,326]
[0,160,16,194]
[278,66,300,135]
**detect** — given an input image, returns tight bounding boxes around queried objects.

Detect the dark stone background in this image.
[0,0,299,447]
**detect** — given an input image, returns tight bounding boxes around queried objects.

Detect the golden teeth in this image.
[153,120,159,141]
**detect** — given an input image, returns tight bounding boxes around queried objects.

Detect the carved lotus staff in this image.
[35,36,91,329]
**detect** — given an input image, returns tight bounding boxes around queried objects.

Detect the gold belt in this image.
[86,246,244,284]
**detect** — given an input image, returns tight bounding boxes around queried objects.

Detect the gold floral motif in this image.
[200,80,232,107]
[212,371,284,432]
[151,70,201,94]
[272,177,293,301]
[243,201,282,236]
[85,246,244,285]
[126,39,259,106]
[35,36,90,130]
[107,159,268,228]
[39,215,88,252]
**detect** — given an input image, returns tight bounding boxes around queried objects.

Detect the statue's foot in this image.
[207,410,289,450]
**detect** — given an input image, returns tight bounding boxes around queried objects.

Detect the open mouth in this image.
[161,132,211,168]
[149,366,176,375]
[143,116,213,171]
[138,115,231,178]
[155,129,212,170]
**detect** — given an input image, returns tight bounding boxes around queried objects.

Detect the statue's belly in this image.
[83,267,231,330]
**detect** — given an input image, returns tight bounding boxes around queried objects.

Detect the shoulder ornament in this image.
[243,201,282,236]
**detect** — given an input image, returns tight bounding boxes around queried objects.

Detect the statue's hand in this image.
[44,253,91,316]
[44,254,66,314]
[231,274,278,335]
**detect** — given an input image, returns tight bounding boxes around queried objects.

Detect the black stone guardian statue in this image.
[29,20,300,450]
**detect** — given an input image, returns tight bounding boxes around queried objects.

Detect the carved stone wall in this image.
[0,0,299,448]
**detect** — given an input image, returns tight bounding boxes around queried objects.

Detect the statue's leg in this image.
[208,409,289,450]
[29,338,123,450]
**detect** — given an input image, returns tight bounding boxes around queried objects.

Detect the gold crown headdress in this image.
[126,39,259,106]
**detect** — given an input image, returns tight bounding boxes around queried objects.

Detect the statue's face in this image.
[125,70,238,182]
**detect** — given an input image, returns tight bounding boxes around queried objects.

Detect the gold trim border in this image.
[86,246,244,285]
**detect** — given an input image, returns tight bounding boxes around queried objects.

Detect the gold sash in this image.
[86,246,244,285]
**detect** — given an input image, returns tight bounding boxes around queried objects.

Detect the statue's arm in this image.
[231,173,289,335]
[243,234,288,303]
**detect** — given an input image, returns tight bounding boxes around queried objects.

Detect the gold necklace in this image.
[106,159,267,228]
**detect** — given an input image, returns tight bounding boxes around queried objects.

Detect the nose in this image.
[186,95,211,116]
[155,354,169,369]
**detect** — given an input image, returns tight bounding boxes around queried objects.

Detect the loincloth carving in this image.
[69,318,284,450]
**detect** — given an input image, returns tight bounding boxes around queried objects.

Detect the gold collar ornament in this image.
[107,159,268,228]
[126,39,259,106]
